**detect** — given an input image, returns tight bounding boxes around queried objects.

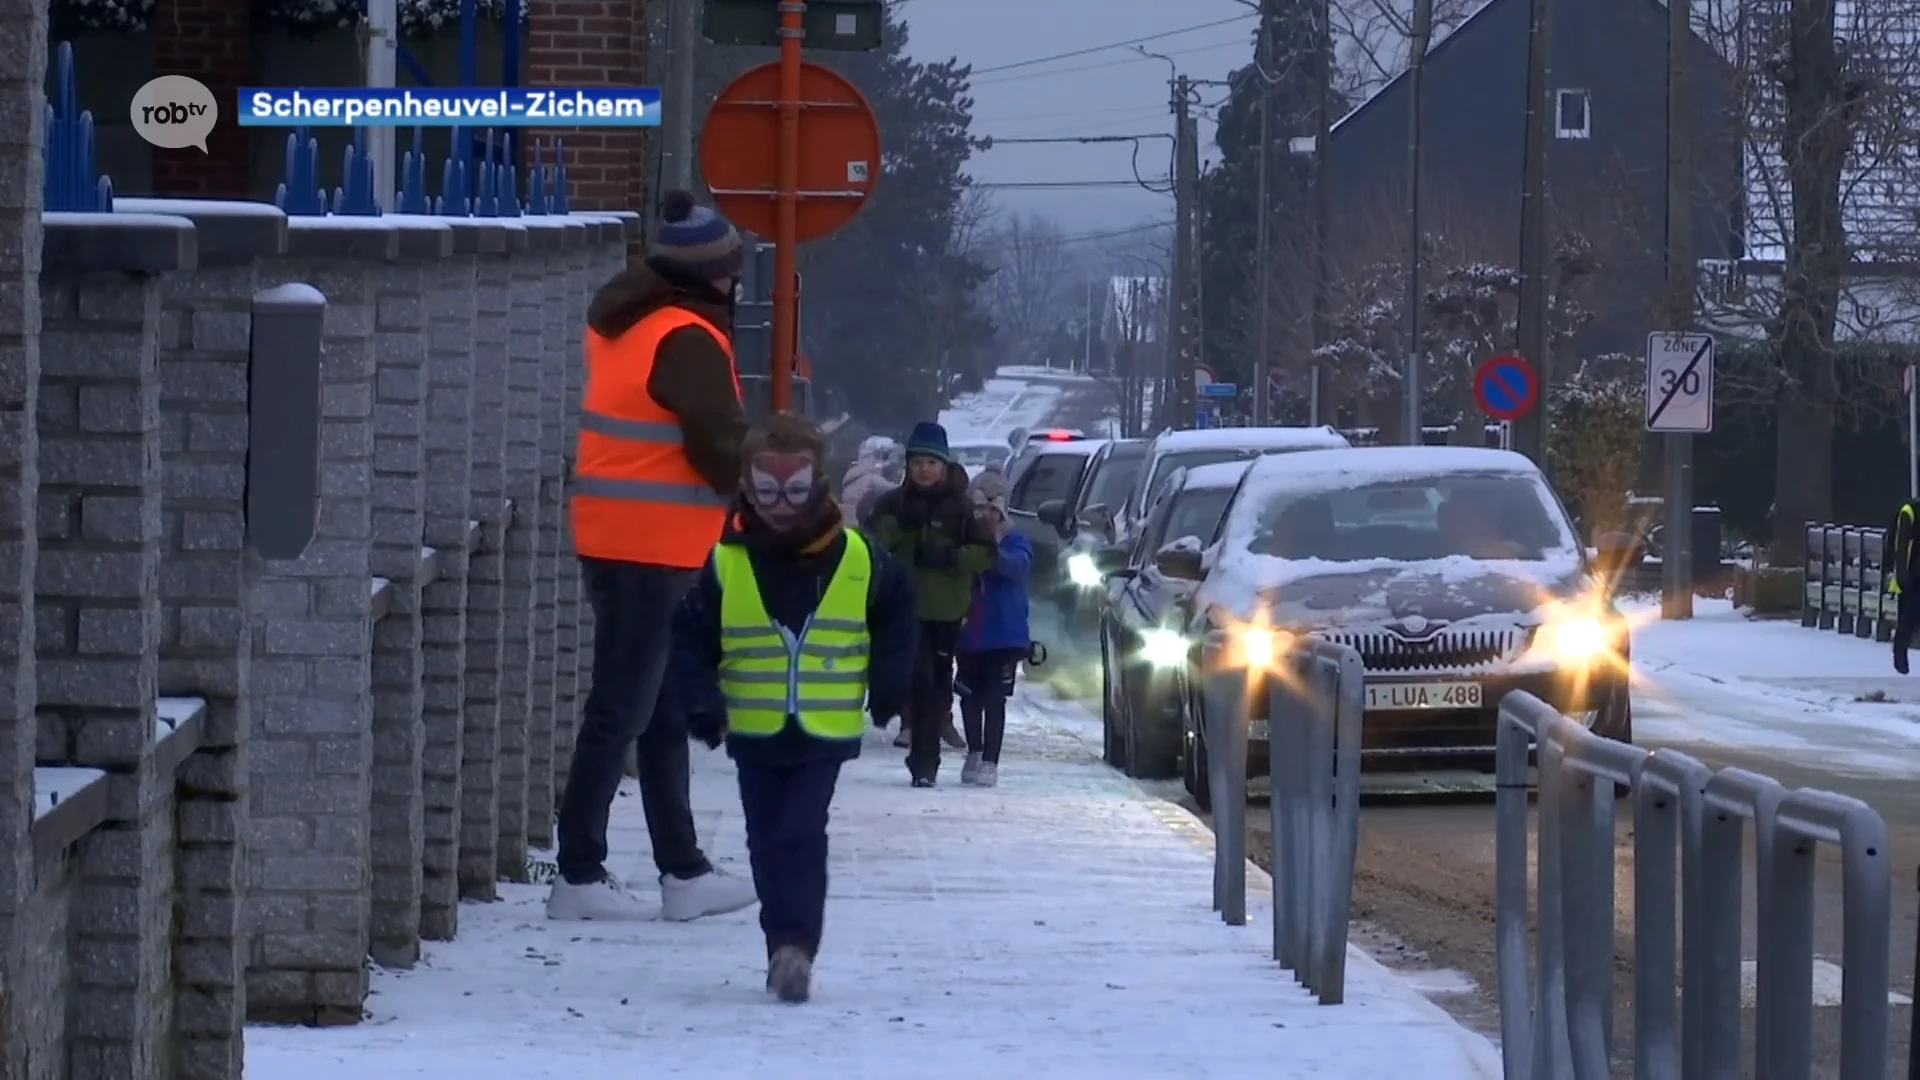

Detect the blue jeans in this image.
[737,757,843,959]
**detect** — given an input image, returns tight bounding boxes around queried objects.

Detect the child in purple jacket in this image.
[957,480,1033,786]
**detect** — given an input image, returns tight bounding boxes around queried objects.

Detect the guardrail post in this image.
[1219,665,1248,928]
[1768,789,1890,1080]
[1268,654,1302,965]
[1699,769,1786,1079]
[1532,704,1576,1078]
[1495,701,1538,1079]
[1631,749,1711,1080]
[1315,643,1364,1004]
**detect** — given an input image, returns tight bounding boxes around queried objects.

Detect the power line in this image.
[965,220,1174,251]
[973,36,1253,87]
[972,104,1169,126]
[973,180,1171,190]
[980,134,1171,146]
[968,15,1256,77]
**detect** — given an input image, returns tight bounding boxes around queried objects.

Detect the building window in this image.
[1555,89,1590,138]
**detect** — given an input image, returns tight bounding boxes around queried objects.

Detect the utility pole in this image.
[1170,74,1201,432]
[1661,0,1695,620]
[1308,0,1333,427]
[1403,0,1433,446]
[1510,0,1555,464]
[663,0,700,191]
[1252,1,1274,426]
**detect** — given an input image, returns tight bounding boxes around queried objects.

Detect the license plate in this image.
[1366,681,1483,711]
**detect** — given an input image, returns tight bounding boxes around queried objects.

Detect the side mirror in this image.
[1153,542,1205,581]
[1036,499,1068,529]
[1592,531,1641,588]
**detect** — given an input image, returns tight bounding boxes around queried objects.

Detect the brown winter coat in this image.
[585,261,746,494]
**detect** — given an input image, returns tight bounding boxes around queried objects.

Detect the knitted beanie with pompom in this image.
[650,189,744,282]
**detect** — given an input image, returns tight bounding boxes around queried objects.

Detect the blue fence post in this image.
[525,140,547,215]
[43,41,113,212]
[553,139,568,214]
[275,128,327,216]
[398,127,433,214]
[331,129,382,215]
[496,133,521,218]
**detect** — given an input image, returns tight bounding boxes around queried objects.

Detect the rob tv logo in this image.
[129,75,220,153]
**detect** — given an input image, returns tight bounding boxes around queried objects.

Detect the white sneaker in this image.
[976,762,998,787]
[660,868,759,922]
[961,752,984,784]
[545,874,654,921]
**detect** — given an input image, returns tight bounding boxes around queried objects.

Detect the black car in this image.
[1042,438,1147,627]
[1113,426,1352,551]
[1158,446,1633,809]
[1093,460,1252,780]
[1005,437,1107,595]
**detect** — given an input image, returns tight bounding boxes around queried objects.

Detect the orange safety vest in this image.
[572,306,742,567]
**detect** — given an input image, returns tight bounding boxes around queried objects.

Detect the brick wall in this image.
[0,0,46,1066]
[528,0,649,255]
[152,0,253,198]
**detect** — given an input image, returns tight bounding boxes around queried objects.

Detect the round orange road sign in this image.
[699,61,882,243]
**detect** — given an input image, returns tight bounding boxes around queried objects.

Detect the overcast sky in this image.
[900,0,1267,238]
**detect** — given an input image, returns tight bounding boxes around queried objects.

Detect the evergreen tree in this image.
[1195,4,1336,392]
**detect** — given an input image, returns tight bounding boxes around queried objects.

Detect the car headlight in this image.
[1535,616,1613,662]
[1067,552,1103,588]
[1240,627,1279,668]
[1140,628,1189,667]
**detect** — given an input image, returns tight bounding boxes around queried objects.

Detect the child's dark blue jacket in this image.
[960,531,1032,653]
[669,502,918,766]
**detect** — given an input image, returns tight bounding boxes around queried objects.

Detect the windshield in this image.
[953,445,1008,470]
[1242,472,1578,562]
[1143,449,1251,511]
[1162,489,1234,548]
[1081,454,1144,513]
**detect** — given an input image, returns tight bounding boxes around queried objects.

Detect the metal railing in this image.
[1495,691,1893,1079]
[1202,636,1364,1004]
[1802,521,1897,640]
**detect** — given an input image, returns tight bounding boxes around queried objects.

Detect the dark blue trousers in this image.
[736,758,843,959]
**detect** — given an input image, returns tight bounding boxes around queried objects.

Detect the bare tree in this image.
[1685,0,1920,561]
[979,213,1073,368]
[1330,0,1482,102]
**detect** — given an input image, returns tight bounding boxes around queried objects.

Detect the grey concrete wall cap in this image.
[113,197,290,264]
[42,211,198,273]
[437,218,511,255]
[285,216,403,260]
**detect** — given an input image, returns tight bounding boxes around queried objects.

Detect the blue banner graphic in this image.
[237,88,661,128]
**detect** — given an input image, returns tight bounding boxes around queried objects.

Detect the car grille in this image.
[1315,629,1528,672]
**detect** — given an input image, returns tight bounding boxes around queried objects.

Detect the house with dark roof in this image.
[1323,0,1744,358]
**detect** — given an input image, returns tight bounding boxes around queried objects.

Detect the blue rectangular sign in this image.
[237,87,662,127]
[1201,382,1237,398]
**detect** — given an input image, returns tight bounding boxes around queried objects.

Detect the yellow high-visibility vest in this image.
[1893,504,1915,595]
[715,530,871,740]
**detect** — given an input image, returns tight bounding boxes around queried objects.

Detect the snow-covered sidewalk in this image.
[248,690,1500,1079]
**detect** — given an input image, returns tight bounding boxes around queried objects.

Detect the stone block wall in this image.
[2,202,633,1076]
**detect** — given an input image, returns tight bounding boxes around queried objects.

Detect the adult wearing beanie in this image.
[551,189,757,923]
[867,421,997,785]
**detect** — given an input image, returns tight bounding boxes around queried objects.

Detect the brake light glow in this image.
[1045,430,1073,441]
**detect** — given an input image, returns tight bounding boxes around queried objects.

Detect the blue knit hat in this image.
[651,189,744,281]
[905,421,950,463]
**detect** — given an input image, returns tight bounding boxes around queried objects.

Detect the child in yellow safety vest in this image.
[668,413,917,1003]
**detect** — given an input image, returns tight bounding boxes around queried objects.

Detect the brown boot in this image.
[940,709,967,750]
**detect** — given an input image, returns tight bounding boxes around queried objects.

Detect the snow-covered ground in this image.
[937,375,1066,445]
[1628,596,1920,776]
[247,689,1501,1078]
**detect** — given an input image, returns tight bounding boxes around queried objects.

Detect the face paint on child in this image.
[746,451,820,530]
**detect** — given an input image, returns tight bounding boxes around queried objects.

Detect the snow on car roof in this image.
[1195,446,1581,623]
[1238,445,1543,488]
[1149,426,1350,453]
[1020,438,1108,458]
[1178,460,1253,489]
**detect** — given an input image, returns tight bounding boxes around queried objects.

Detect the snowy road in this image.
[1213,600,1920,1073]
